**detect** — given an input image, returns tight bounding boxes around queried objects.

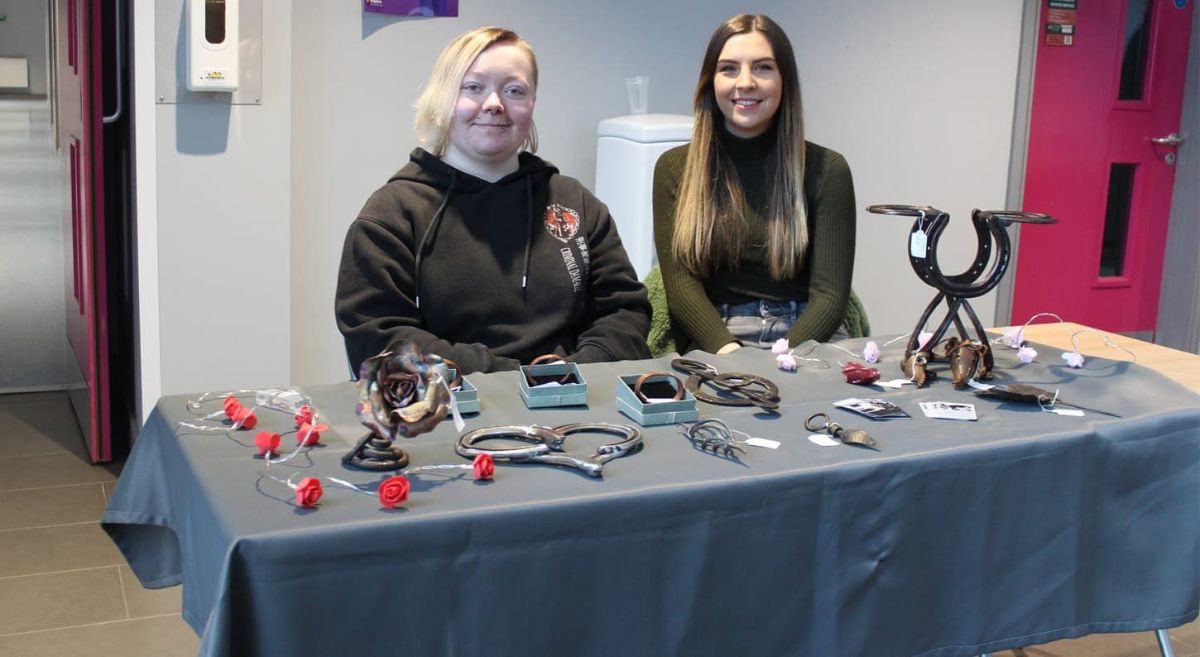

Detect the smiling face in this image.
[712,31,782,139]
[443,43,536,179]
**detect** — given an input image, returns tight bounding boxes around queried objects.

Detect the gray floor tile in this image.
[0,393,88,459]
[0,523,123,578]
[0,567,125,635]
[118,565,182,618]
[0,483,106,530]
[0,614,200,656]
[0,453,118,492]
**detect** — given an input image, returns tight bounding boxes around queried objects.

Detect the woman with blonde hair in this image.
[337,27,650,373]
[653,14,857,354]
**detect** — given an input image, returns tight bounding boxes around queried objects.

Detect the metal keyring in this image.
[804,413,830,433]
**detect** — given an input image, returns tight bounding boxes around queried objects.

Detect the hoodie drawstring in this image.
[522,175,534,299]
[414,170,457,310]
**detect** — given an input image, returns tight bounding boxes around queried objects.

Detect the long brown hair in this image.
[672,14,807,279]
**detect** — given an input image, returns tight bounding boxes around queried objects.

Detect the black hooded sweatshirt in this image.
[336,148,652,375]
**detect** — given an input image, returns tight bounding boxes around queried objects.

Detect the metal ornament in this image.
[456,423,643,477]
[680,418,748,458]
[866,205,1055,386]
[344,345,452,471]
[804,412,878,449]
[671,358,780,412]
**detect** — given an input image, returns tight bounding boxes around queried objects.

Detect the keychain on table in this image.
[804,412,878,449]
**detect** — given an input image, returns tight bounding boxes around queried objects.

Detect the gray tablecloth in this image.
[102,338,1200,657]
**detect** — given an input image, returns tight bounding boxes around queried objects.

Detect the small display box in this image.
[518,361,588,408]
[616,372,698,426]
[447,369,480,415]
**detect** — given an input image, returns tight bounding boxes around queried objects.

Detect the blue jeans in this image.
[719,300,851,349]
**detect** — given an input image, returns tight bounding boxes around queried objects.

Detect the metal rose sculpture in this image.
[342,344,452,471]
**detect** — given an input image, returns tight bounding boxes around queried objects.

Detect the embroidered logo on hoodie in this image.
[544,204,580,243]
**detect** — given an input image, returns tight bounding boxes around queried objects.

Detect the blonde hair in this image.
[413,27,540,157]
[672,14,807,280]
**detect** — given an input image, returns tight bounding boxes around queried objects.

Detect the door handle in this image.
[1149,132,1183,146]
[102,0,123,124]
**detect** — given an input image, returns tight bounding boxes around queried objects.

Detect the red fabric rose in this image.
[842,361,882,385]
[378,475,410,509]
[295,422,329,446]
[294,405,315,427]
[295,477,323,507]
[223,395,242,419]
[231,406,258,429]
[255,431,281,456]
[473,453,495,480]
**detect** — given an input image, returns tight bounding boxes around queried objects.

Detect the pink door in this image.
[1013,0,1193,335]
[56,0,111,462]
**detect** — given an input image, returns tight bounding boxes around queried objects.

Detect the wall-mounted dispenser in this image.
[186,0,239,92]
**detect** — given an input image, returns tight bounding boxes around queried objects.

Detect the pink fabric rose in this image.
[776,354,797,372]
[1062,351,1085,368]
[917,331,934,350]
[1002,326,1025,349]
[862,341,881,363]
[771,338,790,355]
[1017,346,1037,364]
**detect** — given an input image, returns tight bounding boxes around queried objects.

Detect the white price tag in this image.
[876,379,914,389]
[1051,408,1085,417]
[807,434,840,447]
[965,379,995,391]
[910,229,928,258]
[746,437,781,450]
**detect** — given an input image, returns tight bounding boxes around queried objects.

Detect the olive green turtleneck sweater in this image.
[652,128,856,352]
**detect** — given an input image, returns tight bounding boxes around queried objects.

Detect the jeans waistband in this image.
[719,300,799,318]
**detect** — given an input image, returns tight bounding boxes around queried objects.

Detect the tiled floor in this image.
[0,390,1195,656]
[0,392,199,656]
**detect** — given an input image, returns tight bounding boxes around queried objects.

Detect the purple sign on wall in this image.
[364,0,459,17]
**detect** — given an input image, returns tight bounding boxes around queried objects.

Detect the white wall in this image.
[135,1,1025,407]
[290,1,1024,383]
[139,0,293,404]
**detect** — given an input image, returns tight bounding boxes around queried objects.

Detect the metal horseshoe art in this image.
[670,358,781,412]
[343,344,453,471]
[456,423,643,477]
[866,205,1055,386]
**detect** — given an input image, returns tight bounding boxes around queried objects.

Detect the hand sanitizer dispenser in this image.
[186,0,239,92]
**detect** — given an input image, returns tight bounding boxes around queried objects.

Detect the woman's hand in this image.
[716,342,742,355]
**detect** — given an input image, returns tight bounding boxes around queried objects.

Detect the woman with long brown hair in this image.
[653,14,856,354]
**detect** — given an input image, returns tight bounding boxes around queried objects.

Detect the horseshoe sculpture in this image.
[866,205,1055,386]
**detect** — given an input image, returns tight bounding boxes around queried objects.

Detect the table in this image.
[102,330,1200,657]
